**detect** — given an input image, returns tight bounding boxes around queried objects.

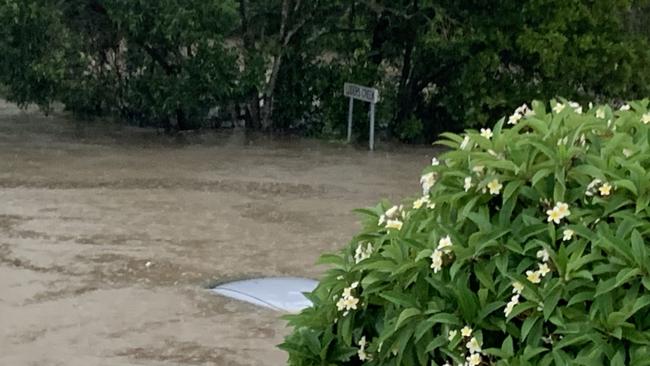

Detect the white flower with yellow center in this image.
[512,281,524,294]
[438,235,453,253]
[569,101,582,114]
[385,205,400,219]
[536,249,550,262]
[385,219,403,231]
[430,250,443,273]
[487,179,503,195]
[620,104,631,111]
[480,128,493,139]
[466,337,482,354]
[467,353,482,366]
[358,336,370,361]
[354,243,373,263]
[642,113,650,124]
[553,102,566,114]
[538,263,551,277]
[461,326,473,337]
[562,229,574,241]
[448,330,458,342]
[526,270,542,284]
[472,165,485,174]
[596,107,606,119]
[546,207,562,224]
[336,292,359,312]
[504,294,520,317]
[508,113,522,125]
[599,183,612,196]
[586,179,602,197]
[464,176,473,192]
[556,202,570,218]
[421,172,437,195]
[412,196,429,209]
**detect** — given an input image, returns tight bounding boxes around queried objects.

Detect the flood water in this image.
[0,100,436,365]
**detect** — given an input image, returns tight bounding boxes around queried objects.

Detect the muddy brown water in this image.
[0,100,436,365]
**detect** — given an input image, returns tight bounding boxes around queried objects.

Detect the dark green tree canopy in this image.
[1,0,648,140]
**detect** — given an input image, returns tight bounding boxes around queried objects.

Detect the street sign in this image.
[344,83,380,150]
[344,83,380,103]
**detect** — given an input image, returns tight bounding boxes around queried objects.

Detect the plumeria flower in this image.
[526,270,542,284]
[336,295,359,312]
[464,176,473,192]
[537,249,550,262]
[596,107,606,119]
[467,353,482,366]
[538,263,551,277]
[563,229,574,241]
[547,207,562,224]
[553,102,566,114]
[461,326,473,337]
[642,113,650,124]
[512,282,524,294]
[358,336,370,361]
[487,179,503,195]
[472,165,485,174]
[480,128,493,139]
[466,337,482,354]
[569,101,583,114]
[438,235,453,253]
[504,294,520,317]
[413,196,429,209]
[385,219,403,231]
[556,202,570,217]
[508,113,523,125]
[354,243,373,263]
[620,104,631,111]
[586,179,602,197]
[337,283,361,313]
[448,330,458,342]
[421,172,437,195]
[385,205,400,218]
[430,250,443,273]
[599,183,612,196]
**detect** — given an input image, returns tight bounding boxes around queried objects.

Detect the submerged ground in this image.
[0,100,433,365]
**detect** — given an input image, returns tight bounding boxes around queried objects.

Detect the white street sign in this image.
[344,83,380,103]
[344,83,380,150]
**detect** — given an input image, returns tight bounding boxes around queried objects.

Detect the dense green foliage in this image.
[1,1,649,140]
[282,100,650,364]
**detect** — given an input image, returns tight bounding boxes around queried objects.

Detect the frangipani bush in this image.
[281,99,650,366]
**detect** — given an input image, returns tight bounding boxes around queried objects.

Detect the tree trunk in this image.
[176,108,191,130]
[260,53,283,129]
[395,32,416,126]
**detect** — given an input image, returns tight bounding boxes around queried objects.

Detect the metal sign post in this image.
[344,83,380,150]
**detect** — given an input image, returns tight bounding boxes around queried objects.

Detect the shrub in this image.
[281,99,650,365]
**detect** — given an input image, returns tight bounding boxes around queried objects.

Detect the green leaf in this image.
[396,308,421,329]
